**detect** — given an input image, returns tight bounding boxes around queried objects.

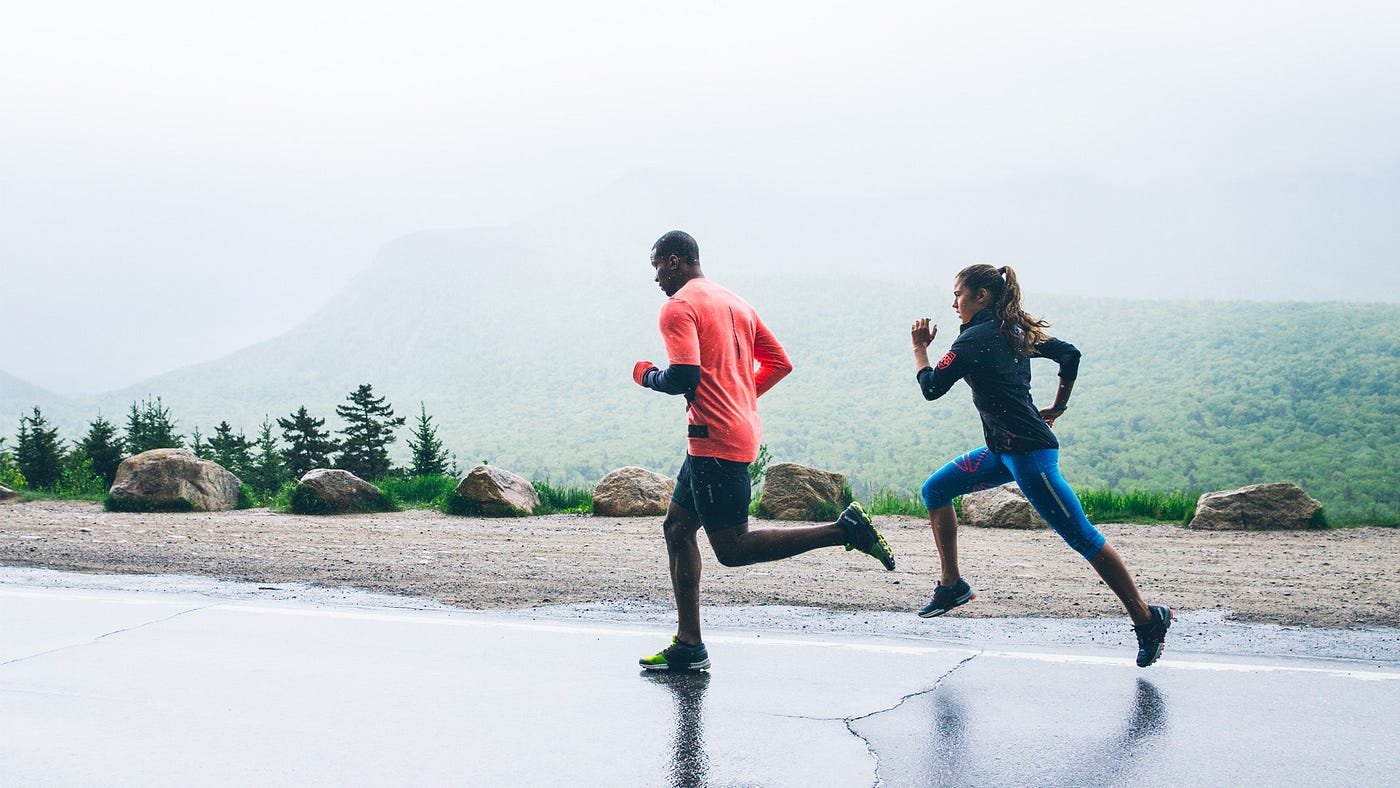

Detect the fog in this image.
[3,1,1398,395]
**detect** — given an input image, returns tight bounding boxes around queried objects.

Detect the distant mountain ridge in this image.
[4,173,1398,519]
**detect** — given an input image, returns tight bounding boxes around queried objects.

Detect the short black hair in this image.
[652,230,699,265]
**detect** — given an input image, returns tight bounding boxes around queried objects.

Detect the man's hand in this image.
[911,318,937,349]
[1039,406,1065,427]
[633,360,658,387]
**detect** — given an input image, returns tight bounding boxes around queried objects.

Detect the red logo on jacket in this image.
[937,351,956,370]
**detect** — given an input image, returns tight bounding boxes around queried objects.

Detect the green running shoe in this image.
[839,501,895,570]
[640,637,711,672]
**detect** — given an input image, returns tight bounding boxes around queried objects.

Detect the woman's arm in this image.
[912,318,937,372]
[1034,337,1081,426]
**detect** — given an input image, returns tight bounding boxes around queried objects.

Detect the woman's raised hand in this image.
[911,318,937,348]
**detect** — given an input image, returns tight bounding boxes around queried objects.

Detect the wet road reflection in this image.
[863,676,1170,786]
[643,671,712,788]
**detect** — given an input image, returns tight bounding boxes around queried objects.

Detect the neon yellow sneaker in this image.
[839,501,895,570]
[639,637,711,671]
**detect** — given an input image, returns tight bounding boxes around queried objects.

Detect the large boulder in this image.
[455,465,540,516]
[107,449,241,512]
[593,467,674,516]
[961,483,1047,529]
[758,462,846,521]
[1188,483,1323,530]
[295,469,386,514]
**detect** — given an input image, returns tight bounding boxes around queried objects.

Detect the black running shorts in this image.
[671,454,751,531]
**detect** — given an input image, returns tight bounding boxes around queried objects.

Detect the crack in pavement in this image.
[843,652,981,787]
[0,603,218,667]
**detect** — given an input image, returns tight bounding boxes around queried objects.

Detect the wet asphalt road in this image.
[2,569,1397,786]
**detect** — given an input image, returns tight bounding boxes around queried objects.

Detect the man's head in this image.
[650,230,702,296]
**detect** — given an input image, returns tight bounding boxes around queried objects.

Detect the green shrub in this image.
[286,482,397,515]
[104,496,195,513]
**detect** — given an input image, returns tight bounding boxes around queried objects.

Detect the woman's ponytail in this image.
[956,263,1050,355]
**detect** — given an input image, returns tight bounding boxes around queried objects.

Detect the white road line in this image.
[5,586,1398,681]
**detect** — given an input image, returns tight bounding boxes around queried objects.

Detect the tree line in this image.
[0,383,457,501]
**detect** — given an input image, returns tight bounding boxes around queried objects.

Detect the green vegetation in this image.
[5,276,1397,524]
[532,481,593,515]
[406,403,453,477]
[334,383,406,481]
[124,397,183,454]
[379,474,458,509]
[285,481,398,515]
[277,406,337,480]
[105,496,196,513]
[868,488,928,518]
[1077,489,1199,524]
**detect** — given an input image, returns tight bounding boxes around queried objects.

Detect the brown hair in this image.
[956,264,1050,355]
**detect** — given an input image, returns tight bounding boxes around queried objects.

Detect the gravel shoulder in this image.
[2,499,1397,629]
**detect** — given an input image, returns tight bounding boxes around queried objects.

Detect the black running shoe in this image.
[1134,605,1173,668]
[838,501,895,570]
[918,578,975,618]
[640,637,711,672]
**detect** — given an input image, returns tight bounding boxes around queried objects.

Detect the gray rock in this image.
[456,465,540,516]
[758,462,845,521]
[1188,482,1323,530]
[297,469,384,514]
[961,483,1047,529]
[593,467,673,517]
[108,449,241,512]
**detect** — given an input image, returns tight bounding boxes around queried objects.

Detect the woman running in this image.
[910,264,1172,667]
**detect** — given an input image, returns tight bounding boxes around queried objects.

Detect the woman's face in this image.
[952,278,990,324]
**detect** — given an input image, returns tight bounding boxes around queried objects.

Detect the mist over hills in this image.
[3,173,1398,519]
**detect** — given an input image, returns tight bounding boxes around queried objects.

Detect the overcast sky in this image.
[3,1,1398,395]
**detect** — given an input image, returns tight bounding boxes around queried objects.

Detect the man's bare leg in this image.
[662,502,705,645]
[704,519,846,567]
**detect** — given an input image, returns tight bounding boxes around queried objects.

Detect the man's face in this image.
[651,248,683,296]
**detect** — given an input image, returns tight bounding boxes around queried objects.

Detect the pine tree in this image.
[277,406,337,481]
[206,421,253,478]
[15,407,64,490]
[124,397,183,454]
[406,402,451,477]
[334,383,405,481]
[245,417,287,496]
[189,427,209,459]
[79,414,125,486]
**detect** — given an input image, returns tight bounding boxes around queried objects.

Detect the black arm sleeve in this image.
[643,364,701,396]
[1034,338,1081,381]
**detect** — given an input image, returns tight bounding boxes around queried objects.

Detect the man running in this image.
[632,230,895,672]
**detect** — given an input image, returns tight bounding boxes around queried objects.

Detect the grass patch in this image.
[533,481,593,515]
[1076,489,1199,524]
[379,474,458,510]
[868,487,926,517]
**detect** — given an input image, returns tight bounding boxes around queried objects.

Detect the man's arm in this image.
[633,362,700,396]
[752,317,792,397]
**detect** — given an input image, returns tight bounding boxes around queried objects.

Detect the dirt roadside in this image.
[1,500,1396,629]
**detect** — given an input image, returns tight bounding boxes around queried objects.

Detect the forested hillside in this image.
[4,227,1396,521]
